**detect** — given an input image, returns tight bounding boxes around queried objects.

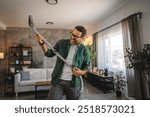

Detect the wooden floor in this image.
[0,79,129,100]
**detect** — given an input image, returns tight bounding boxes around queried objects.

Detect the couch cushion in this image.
[23,68,46,80]
[20,71,30,81]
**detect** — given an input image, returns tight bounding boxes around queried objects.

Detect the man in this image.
[35,26,90,100]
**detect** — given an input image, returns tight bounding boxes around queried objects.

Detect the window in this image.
[97,23,125,74]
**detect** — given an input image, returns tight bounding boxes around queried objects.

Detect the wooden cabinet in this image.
[87,72,114,93]
[8,45,32,74]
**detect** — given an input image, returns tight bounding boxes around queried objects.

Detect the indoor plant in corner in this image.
[125,44,150,93]
[114,72,127,97]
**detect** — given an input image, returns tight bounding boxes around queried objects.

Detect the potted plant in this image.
[114,72,127,97]
[125,44,150,92]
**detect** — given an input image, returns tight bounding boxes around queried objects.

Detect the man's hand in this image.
[72,67,87,77]
[35,33,44,42]
[35,33,48,53]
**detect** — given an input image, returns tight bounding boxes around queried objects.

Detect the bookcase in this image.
[8,45,32,74]
[5,45,32,96]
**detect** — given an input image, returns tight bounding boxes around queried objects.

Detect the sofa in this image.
[14,68,53,97]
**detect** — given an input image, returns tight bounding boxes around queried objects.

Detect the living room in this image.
[0,0,150,100]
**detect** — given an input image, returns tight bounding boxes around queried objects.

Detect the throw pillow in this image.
[21,71,30,81]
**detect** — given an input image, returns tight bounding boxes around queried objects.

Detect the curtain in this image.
[93,33,97,67]
[121,13,149,99]
[97,23,125,73]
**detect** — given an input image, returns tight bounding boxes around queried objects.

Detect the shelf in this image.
[8,46,32,74]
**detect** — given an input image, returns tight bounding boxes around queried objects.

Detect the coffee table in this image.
[35,81,51,99]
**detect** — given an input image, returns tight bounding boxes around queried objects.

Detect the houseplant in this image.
[87,44,96,69]
[125,44,150,91]
[114,72,127,97]
[125,44,150,73]
[82,36,96,70]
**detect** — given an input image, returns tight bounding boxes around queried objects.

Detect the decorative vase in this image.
[116,91,122,97]
[104,68,108,76]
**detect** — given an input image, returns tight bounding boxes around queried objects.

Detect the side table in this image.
[5,74,15,96]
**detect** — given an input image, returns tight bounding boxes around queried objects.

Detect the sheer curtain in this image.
[97,23,125,75]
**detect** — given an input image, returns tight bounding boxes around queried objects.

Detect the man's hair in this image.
[75,26,86,37]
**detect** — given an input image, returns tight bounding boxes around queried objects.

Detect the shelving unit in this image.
[8,45,32,74]
[6,45,32,96]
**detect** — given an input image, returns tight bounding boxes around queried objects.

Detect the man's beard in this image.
[70,39,80,45]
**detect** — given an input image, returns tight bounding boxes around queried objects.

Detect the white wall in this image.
[91,0,150,44]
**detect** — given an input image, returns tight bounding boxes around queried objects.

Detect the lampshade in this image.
[0,52,4,59]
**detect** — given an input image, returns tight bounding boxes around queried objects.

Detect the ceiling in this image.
[0,0,129,30]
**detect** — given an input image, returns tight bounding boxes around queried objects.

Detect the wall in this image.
[0,31,7,71]
[91,0,150,44]
[6,27,70,69]
[0,27,70,97]
[0,30,7,98]
[0,30,7,75]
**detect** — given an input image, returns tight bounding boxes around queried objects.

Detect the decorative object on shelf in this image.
[125,43,150,93]
[104,68,108,76]
[23,50,28,56]
[99,69,104,75]
[114,72,127,97]
[92,67,97,72]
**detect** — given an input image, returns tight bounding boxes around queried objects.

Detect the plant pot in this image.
[116,91,122,97]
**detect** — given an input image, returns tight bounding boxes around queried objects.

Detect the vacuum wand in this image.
[28,15,73,70]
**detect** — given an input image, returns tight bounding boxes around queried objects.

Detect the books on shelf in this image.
[23,61,31,64]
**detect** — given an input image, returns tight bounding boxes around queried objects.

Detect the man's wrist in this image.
[39,40,44,46]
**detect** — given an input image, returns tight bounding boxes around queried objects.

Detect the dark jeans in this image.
[47,80,80,100]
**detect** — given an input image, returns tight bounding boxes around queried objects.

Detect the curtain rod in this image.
[93,12,142,35]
